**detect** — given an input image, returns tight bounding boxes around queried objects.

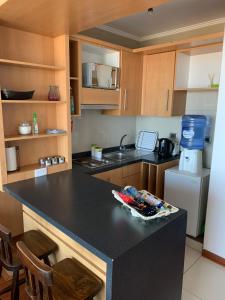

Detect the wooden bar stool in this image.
[16,241,103,300]
[0,224,57,300]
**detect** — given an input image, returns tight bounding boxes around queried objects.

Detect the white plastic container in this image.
[6,146,19,171]
[179,149,202,174]
[91,144,97,158]
[18,121,32,135]
[95,147,102,160]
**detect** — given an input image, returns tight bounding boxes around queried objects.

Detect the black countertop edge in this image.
[4,186,113,264]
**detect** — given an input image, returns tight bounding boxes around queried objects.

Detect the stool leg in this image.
[0,262,2,277]
[11,270,19,300]
[43,256,50,266]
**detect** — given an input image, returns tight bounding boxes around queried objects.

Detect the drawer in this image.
[122,173,141,190]
[122,162,141,178]
[81,88,120,105]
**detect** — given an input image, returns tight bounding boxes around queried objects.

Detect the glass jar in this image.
[48,85,60,101]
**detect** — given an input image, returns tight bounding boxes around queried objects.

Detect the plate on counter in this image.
[112,186,179,221]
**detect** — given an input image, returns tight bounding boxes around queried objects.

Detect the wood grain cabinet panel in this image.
[81,88,119,105]
[120,51,142,116]
[93,163,142,188]
[104,51,143,116]
[141,51,186,116]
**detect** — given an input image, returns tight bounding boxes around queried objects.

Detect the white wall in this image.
[204,31,225,258]
[136,116,181,139]
[72,110,136,153]
[188,52,222,88]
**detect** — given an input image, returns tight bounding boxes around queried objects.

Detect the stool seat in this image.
[1,230,57,271]
[16,241,103,300]
[52,258,102,300]
[11,230,57,261]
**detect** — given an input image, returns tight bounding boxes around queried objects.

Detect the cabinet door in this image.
[120,51,142,116]
[93,168,123,186]
[122,174,142,190]
[141,51,176,116]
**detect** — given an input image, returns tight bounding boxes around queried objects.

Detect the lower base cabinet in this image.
[93,160,179,199]
[93,162,142,189]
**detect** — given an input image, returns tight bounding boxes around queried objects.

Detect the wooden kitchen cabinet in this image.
[93,162,142,189]
[94,167,123,186]
[81,88,120,105]
[142,159,179,199]
[104,51,143,116]
[141,51,186,116]
[94,160,179,199]
[120,51,142,115]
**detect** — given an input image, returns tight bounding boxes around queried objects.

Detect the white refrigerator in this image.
[164,166,210,237]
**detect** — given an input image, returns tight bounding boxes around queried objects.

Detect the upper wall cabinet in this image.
[105,50,143,116]
[80,43,120,107]
[120,51,143,116]
[141,51,186,117]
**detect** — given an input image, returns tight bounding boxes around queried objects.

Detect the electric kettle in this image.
[158,138,174,157]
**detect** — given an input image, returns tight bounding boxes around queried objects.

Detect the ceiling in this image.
[0,0,171,36]
[101,0,225,41]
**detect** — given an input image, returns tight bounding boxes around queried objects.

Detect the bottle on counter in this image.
[91,144,97,158]
[70,87,75,115]
[32,112,39,135]
[95,147,103,160]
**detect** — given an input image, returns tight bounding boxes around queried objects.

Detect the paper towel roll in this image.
[6,146,18,172]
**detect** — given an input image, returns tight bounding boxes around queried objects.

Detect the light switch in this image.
[34,167,47,178]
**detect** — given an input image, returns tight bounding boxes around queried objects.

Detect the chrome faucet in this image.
[119,134,128,151]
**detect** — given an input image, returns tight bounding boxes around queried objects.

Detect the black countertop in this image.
[73,148,180,175]
[5,161,185,264]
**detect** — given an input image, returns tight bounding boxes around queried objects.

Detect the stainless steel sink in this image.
[104,151,133,161]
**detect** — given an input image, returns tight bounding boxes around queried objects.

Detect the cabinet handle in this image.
[165,89,170,111]
[123,89,127,110]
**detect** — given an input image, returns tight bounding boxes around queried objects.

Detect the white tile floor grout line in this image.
[183,287,203,300]
[184,254,202,274]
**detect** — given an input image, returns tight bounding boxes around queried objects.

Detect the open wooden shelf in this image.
[174,87,219,92]
[4,132,67,142]
[7,162,68,184]
[1,100,66,104]
[0,58,65,70]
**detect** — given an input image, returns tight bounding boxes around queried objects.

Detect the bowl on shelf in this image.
[1,89,35,100]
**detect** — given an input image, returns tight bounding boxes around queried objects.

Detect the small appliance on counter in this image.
[179,115,210,174]
[169,133,180,156]
[158,138,174,157]
[6,146,20,172]
[82,62,119,89]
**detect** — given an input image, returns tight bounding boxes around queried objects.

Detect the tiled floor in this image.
[183,246,225,300]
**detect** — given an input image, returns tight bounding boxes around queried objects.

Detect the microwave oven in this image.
[82,62,119,89]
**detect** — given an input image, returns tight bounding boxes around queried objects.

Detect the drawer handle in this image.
[123,89,127,110]
[165,89,170,111]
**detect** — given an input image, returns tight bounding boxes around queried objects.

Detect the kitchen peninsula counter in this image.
[5,165,187,300]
